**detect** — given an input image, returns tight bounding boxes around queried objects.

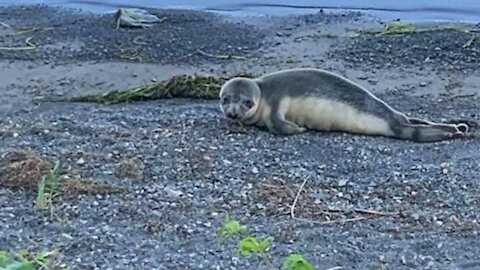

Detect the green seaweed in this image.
[353,21,473,36]
[67,72,254,104]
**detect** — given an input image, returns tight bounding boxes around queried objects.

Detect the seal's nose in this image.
[227,112,239,120]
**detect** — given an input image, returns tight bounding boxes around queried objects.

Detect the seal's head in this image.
[219,77,261,122]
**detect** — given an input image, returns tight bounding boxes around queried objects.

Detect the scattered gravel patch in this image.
[0,5,266,65]
[329,29,480,73]
[1,91,479,269]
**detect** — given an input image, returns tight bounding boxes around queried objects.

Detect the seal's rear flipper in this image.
[447,119,478,132]
[396,123,465,142]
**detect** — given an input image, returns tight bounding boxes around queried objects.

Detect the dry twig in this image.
[290,177,309,220]
[463,34,479,48]
[196,49,247,60]
[0,37,37,51]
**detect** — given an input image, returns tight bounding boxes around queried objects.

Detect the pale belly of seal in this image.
[279,97,394,136]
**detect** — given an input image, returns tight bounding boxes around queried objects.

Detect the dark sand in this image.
[0,4,479,270]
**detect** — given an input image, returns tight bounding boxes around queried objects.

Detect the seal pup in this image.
[218,68,470,142]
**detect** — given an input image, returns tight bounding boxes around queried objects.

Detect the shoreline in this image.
[1,4,479,270]
[2,1,480,23]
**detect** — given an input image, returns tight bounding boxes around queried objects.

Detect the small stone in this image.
[164,186,183,198]
[338,179,348,187]
[252,167,259,174]
[61,233,74,240]
[76,158,85,165]
[440,162,450,168]
[223,159,232,166]
[368,78,378,85]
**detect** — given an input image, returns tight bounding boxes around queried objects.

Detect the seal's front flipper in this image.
[270,113,306,135]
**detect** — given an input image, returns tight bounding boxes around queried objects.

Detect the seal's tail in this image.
[398,122,469,142]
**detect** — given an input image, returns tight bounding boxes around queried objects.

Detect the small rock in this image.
[338,179,348,187]
[116,8,163,28]
[420,82,428,87]
[223,159,232,166]
[164,186,183,198]
[76,158,85,165]
[440,162,450,168]
[368,78,378,85]
[411,212,421,221]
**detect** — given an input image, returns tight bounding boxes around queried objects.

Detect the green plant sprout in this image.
[238,236,273,256]
[283,253,314,270]
[0,249,69,270]
[217,216,247,237]
[36,161,61,214]
[216,216,315,270]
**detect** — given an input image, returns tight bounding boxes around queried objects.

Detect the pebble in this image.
[338,179,348,187]
[76,158,86,165]
[164,186,183,198]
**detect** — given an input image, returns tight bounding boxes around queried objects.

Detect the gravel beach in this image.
[1,4,479,270]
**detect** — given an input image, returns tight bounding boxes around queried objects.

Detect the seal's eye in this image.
[222,97,230,105]
[243,100,254,109]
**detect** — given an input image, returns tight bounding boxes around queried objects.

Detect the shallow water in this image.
[0,0,479,22]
